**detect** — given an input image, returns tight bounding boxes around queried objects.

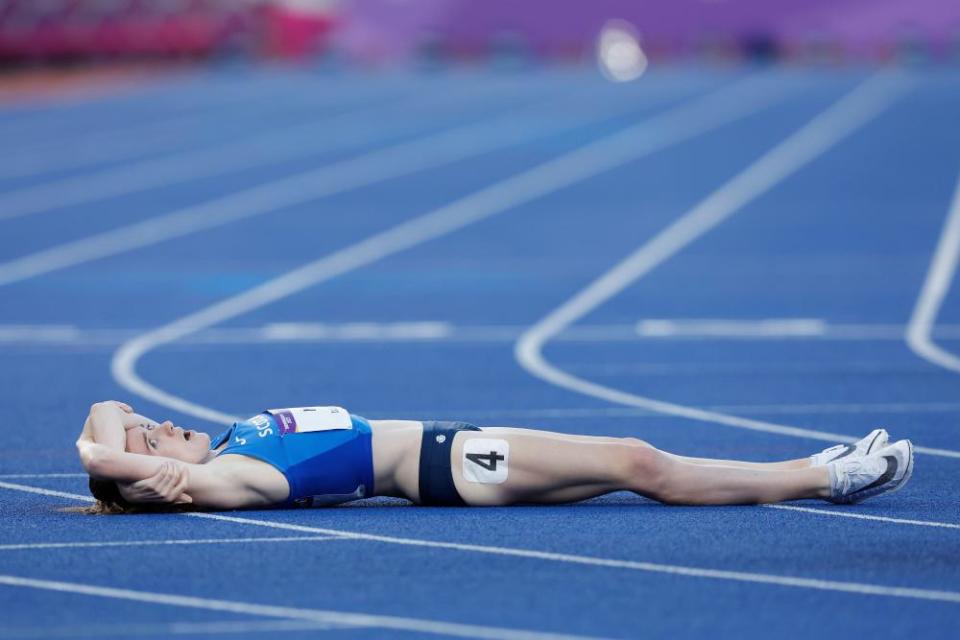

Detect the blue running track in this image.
[0,65,958,639]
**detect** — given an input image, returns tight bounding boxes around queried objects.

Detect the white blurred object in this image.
[274,0,339,14]
[596,19,648,82]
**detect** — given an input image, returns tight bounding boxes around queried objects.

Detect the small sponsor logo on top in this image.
[276,410,298,435]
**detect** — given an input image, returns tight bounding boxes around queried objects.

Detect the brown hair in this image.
[86,477,137,514]
[85,477,191,514]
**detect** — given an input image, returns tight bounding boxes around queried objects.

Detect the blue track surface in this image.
[1,66,959,639]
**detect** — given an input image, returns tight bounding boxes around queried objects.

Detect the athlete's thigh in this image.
[450,427,632,506]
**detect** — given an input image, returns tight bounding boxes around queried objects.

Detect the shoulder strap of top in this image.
[209,424,236,450]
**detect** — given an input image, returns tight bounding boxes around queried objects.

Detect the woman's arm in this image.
[77,401,130,450]
[76,401,146,473]
[77,401,159,449]
[80,443,268,509]
[119,462,193,505]
[77,400,276,509]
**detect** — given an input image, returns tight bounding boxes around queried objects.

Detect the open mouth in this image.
[184,430,192,441]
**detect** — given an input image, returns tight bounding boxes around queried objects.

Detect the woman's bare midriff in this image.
[369,420,423,501]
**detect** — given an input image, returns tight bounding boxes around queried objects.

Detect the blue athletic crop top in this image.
[209,407,374,508]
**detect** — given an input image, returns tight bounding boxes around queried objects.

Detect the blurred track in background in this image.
[1,1,960,639]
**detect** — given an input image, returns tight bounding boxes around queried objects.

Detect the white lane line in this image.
[0,80,525,222]
[262,321,453,341]
[0,74,545,184]
[907,170,960,373]
[0,575,601,640]
[511,75,960,460]
[0,473,87,478]
[0,619,340,638]
[356,402,960,420]
[0,325,82,342]
[0,106,359,183]
[0,73,679,221]
[635,318,826,337]
[702,401,960,416]
[0,111,220,180]
[763,504,960,530]
[0,536,343,552]
[0,82,407,181]
[0,116,528,286]
[0,73,317,147]
[108,75,793,424]
[14,321,960,346]
[0,482,95,501]
[8,476,959,531]
[4,481,959,603]
[562,362,937,375]
[412,402,960,418]
[0,81,690,288]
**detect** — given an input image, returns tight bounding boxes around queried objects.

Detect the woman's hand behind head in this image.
[118,462,193,505]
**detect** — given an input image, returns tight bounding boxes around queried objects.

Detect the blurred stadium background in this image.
[0,0,958,75]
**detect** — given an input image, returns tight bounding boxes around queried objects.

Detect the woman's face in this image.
[125,421,210,464]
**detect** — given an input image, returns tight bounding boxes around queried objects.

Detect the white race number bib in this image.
[266,406,353,435]
[462,438,509,484]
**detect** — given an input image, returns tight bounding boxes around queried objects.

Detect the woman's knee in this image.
[618,438,673,498]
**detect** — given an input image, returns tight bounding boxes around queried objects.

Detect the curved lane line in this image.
[514,74,960,459]
[110,75,792,424]
[907,170,960,372]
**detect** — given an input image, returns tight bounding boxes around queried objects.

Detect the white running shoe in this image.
[809,428,889,466]
[826,439,914,504]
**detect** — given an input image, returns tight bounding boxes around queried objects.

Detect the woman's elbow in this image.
[76,440,96,468]
[78,444,114,478]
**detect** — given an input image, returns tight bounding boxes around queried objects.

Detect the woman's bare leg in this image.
[484,425,812,471]
[653,461,829,504]
[671,428,887,471]
[664,452,811,471]
[451,428,830,506]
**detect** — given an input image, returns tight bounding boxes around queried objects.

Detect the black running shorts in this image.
[418,421,481,506]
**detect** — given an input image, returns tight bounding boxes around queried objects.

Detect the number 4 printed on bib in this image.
[462,438,509,484]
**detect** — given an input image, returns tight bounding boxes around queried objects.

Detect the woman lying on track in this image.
[77,400,913,513]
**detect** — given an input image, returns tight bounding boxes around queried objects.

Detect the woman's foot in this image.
[825,439,914,504]
[810,428,889,466]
